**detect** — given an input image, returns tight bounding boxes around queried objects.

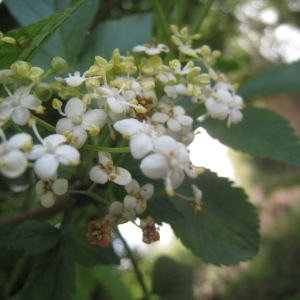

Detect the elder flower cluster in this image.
[0,26,244,246]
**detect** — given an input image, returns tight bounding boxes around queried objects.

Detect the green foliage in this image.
[201,107,300,167]
[0,220,60,255]
[4,0,100,71]
[1,0,300,298]
[79,12,152,65]
[0,0,86,69]
[152,256,194,300]
[239,60,300,98]
[147,170,259,265]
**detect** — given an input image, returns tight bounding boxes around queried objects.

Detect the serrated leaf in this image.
[21,246,75,300]
[239,60,300,98]
[201,107,300,166]
[62,228,119,267]
[148,170,259,265]
[4,0,100,71]
[0,0,86,69]
[0,220,59,255]
[79,12,152,67]
[152,256,194,300]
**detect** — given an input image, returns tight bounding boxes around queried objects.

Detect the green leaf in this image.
[4,0,100,71]
[92,265,134,300]
[0,220,59,255]
[201,107,300,166]
[0,0,86,69]
[239,60,300,98]
[148,170,259,265]
[79,12,152,66]
[21,246,75,300]
[62,228,119,267]
[152,256,194,300]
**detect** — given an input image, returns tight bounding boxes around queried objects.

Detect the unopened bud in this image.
[17,35,32,48]
[50,56,68,74]
[35,83,53,102]
[11,61,31,78]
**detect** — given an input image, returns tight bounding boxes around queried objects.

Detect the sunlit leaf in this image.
[201,107,300,166]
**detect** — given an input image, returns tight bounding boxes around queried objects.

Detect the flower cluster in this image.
[0,25,244,246]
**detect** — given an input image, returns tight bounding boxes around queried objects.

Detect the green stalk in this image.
[190,0,216,34]
[116,227,150,300]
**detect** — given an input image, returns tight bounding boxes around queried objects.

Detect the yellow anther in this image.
[52,98,62,109]
[89,125,100,136]
[135,105,147,114]
[122,133,131,139]
[36,105,46,114]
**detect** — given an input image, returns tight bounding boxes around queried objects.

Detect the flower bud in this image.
[35,83,53,102]
[11,60,31,78]
[50,56,68,74]
[17,35,32,48]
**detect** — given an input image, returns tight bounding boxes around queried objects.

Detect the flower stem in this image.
[116,227,150,300]
[82,144,130,153]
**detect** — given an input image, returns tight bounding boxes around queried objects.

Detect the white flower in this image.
[151,101,193,133]
[56,97,107,148]
[55,71,99,87]
[197,82,244,126]
[95,85,146,116]
[113,118,155,159]
[35,175,68,208]
[132,43,169,55]
[89,151,132,185]
[140,135,193,195]
[123,179,154,214]
[28,128,80,180]
[0,83,43,126]
[0,131,32,178]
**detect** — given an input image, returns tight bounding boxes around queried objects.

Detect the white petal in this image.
[139,183,154,199]
[52,178,68,195]
[169,169,185,189]
[130,133,153,159]
[176,115,193,126]
[109,167,132,185]
[40,191,56,208]
[151,112,169,123]
[229,109,243,124]
[55,145,80,166]
[35,180,44,195]
[124,195,137,210]
[12,107,30,126]
[82,109,107,129]
[125,179,140,194]
[70,126,87,149]
[109,201,124,215]
[26,144,46,160]
[34,154,59,180]
[132,45,147,52]
[44,134,67,148]
[153,135,178,155]
[8,133,32,150]
[20,94,41,110]
[89,166,108,184]
[64,97,85,115]
[0,150,27,178]
[140,154,168,179]
[167,118,181,132]
[107,97,123,114]
[113,118,143,136]
[56,118,74,134]
[145,48,160,55]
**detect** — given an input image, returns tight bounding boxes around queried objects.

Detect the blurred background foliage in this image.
[1,0,300,299]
